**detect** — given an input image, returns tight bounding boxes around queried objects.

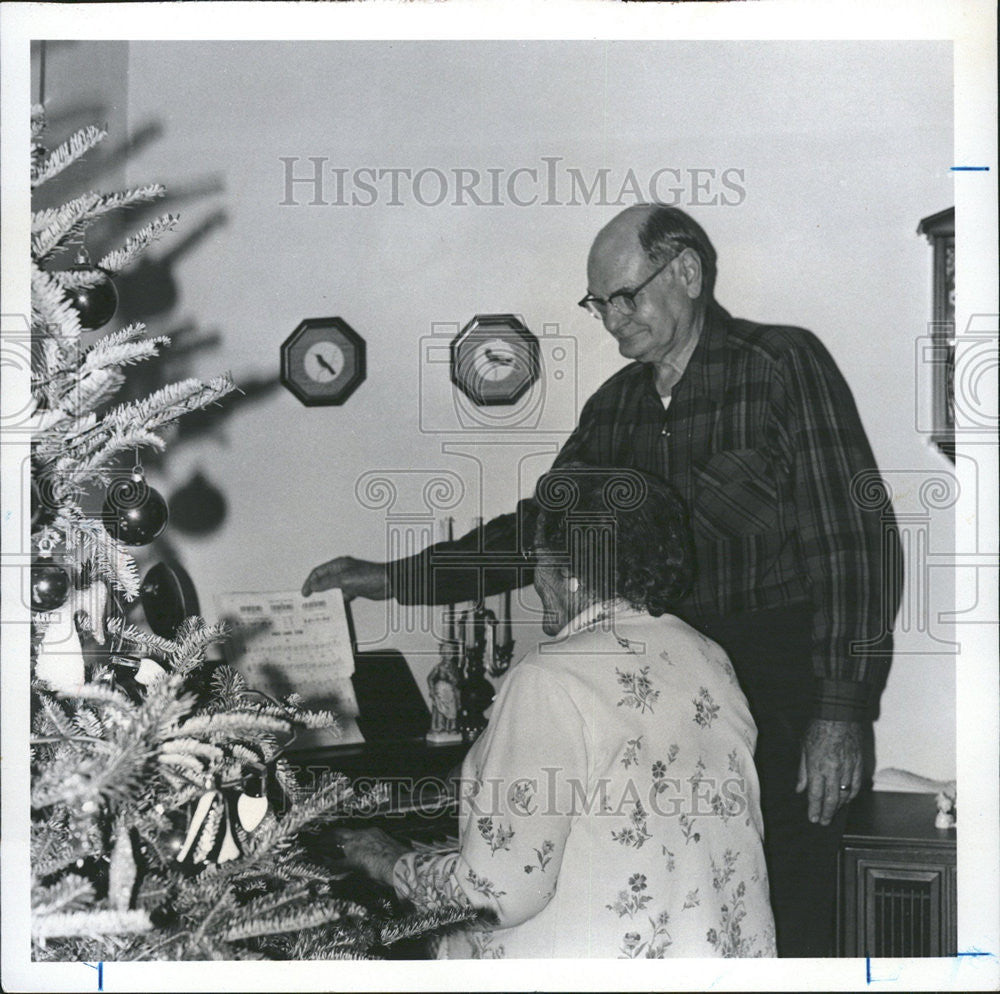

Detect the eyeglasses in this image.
[578,256,676,320]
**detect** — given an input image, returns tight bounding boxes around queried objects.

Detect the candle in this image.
[441,517,455,642]
[461,606,473,653]
[500,588,512,647]
[485,614,496,669]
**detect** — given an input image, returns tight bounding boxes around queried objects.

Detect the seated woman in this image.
[335,466,776,958]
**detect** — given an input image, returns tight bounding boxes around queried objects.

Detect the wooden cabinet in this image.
[916,206,956,462]
[838,791,956,957]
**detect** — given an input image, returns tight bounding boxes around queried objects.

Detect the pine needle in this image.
[31,125,107,188]
[32,184,166,261]
[221,898,366,942]
[33,874,96,916]
[99,215,180,273]
[33,909,152,940]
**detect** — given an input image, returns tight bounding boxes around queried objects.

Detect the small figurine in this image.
[426,607,463,745]
[934,788,957,829]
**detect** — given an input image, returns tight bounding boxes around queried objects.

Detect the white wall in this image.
[43,40,956,781]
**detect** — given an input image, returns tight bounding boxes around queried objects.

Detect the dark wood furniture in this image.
[838,790,957,957]
[917,206,956,462]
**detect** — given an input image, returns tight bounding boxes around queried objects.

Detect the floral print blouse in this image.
[392,602,776,958]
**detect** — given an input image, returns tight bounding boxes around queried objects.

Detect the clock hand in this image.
[484,349,514,365]
[316,354,338,376]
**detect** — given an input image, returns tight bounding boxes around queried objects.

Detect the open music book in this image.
[215,587,364,747]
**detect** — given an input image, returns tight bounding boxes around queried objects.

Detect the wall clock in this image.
[280,317,366,406]
[451,314,540,406]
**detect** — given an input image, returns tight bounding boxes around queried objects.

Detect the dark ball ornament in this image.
[31,560,71,611]
[102,472,170,546]
[65,258,119,331]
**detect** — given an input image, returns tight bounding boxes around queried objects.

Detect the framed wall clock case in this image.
[281,317,366,407]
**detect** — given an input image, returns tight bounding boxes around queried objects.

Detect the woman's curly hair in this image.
[534,464,694,617]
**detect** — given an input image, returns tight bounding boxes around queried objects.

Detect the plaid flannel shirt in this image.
[391,302,901,721]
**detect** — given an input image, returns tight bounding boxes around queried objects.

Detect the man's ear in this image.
[677,248,703,300]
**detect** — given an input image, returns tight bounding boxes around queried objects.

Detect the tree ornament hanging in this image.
[34,594,86,692]
[175,790,242,867]
[134,657,167,686]
[108,823,138,911]
[32,469,67,532]
[102,465,169,546]
[64,248,119,331]
[31,534,70,611]
[235,772,271,834]
[31,560,70,611]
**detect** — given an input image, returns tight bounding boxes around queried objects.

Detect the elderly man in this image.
[303,205,900,957]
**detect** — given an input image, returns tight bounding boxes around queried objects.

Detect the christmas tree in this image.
[27,107,469,961]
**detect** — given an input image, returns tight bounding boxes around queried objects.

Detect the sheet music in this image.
[215,588,364,747]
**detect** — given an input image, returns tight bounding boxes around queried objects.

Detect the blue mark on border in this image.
[957,949,994,956]
[82,961,103,990]
[865,957,901,984]
[950,166,990,171]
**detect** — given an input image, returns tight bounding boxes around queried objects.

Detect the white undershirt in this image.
[659,393,672,410]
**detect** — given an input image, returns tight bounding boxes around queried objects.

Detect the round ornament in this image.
[64,249,119,331]
[31,471,64,530]
[102,471,169,546]
[31,560,70,611]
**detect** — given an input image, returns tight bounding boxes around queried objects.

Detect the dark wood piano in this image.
[286,651,468,957]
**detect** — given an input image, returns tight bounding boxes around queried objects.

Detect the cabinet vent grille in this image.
[872,877,934,957]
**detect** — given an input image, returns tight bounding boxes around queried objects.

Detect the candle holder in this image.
[489,638,516,678]
[457,602,496,743]
[489,587,516,677]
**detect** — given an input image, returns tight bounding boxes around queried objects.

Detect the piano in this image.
[286,651,468,957]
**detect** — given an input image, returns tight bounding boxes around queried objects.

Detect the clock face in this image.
[280,318,366,406]
[451,315,540,406]
[474,339,519,382]
[304,341,345,383]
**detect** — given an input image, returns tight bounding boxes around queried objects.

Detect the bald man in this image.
[304,205,900,957]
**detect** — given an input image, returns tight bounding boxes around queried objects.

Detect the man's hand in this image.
[301,556,389,600]
[795,718,863,826]
[329,826,408,887]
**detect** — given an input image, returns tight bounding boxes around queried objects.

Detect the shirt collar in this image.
[554,598,646,640]
[678,300,730,404]
[638,300,730,406]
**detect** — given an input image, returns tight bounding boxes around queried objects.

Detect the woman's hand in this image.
[330,826,408,888]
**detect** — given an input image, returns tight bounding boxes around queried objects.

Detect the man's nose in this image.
[603,306,630,335]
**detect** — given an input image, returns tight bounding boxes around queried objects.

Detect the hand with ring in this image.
[795,719,864,825]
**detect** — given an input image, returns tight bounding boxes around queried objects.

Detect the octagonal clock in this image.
[281,317,366,406]
[451,314,540,406]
